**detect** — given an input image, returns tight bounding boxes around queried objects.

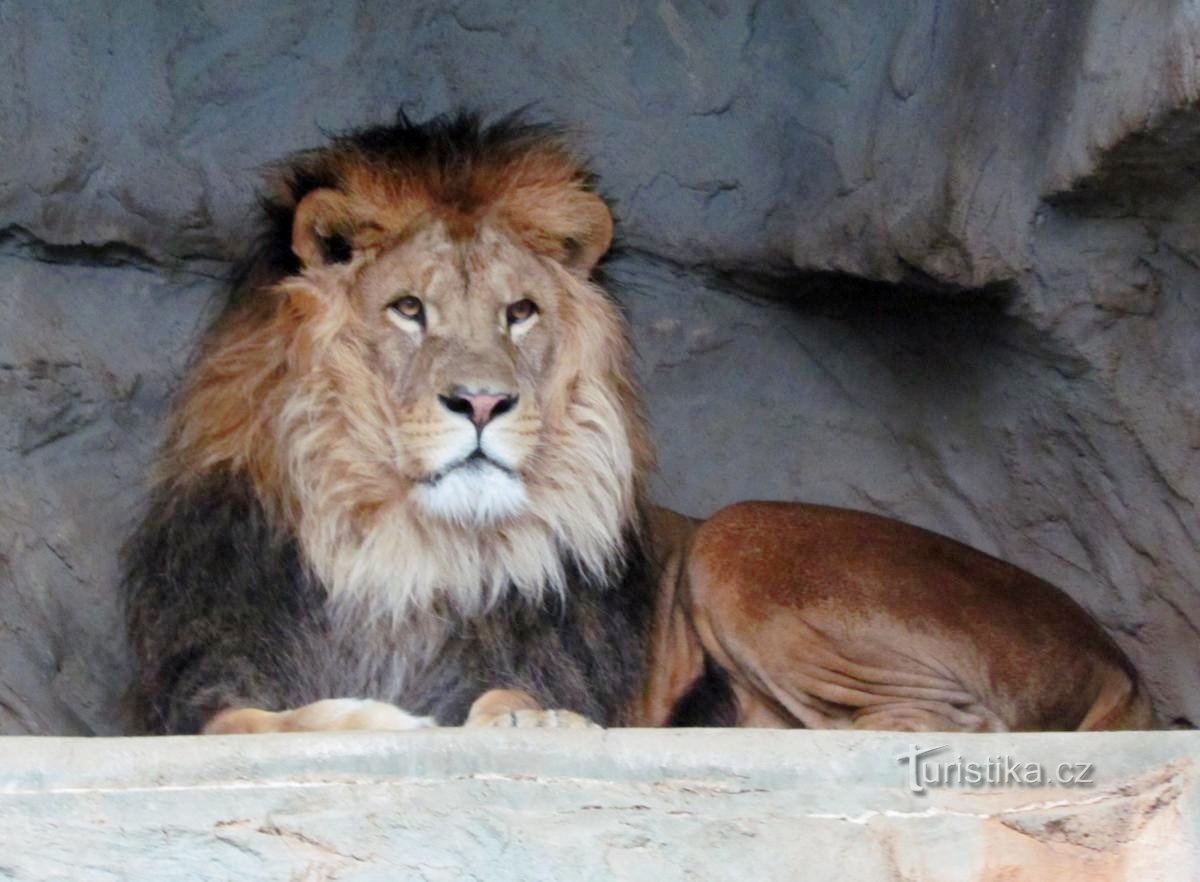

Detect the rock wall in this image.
[1,1,1198,734]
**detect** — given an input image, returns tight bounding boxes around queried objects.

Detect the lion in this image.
[123,111,1153,736]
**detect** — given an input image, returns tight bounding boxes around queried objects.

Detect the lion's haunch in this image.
[646,501,1153,732]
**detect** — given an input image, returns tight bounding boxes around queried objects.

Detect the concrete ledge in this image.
[1,730,1196,880]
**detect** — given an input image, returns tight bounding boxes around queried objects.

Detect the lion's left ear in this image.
[508,187,614,276]
[292,187,358,269]
[559,190,613,274]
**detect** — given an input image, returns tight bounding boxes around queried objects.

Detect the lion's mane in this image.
[124,112,659,733]
[159,112,654,621]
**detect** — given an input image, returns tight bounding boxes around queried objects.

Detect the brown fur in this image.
[660,502,1154,731]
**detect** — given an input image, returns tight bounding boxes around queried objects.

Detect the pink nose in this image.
[439,390,518,429]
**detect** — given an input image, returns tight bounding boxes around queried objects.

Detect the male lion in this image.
[124,111,1152,735]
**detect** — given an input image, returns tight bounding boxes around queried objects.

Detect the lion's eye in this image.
[506,298,539,326]
[388,294,425,325]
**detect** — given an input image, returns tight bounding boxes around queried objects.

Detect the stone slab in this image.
[1,730,1196,880]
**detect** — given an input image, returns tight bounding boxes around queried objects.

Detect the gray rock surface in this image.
[1,729,1196,880]
[1,1,1199,734]
[0,252,214,734]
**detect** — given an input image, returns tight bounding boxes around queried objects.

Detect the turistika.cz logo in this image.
[896,745,1096,794]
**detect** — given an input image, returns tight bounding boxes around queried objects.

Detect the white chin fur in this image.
[414,462,528,526]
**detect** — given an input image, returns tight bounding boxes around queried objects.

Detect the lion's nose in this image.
[439,388,518,430]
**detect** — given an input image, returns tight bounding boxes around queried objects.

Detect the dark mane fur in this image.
[227,109,579,313]
[125,469,654,733]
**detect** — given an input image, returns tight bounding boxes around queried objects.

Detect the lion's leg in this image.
[1076,667,1157,731]
[683,509,1009,733]
[680,502,1158,733]
[851,703,1005,732]
[682,563,1003,731]
[202,699,435,734]
[464,689,601,729]
[694,606,1006,732]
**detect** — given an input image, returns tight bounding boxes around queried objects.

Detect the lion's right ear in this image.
[292,188,357,269]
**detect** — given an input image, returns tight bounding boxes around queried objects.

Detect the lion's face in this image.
[344,222,565,525]
[169,122,651,618]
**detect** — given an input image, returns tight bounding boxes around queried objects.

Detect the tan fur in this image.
[204,699,434,734]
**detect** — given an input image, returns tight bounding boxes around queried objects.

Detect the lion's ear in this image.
[292,188,357,269]
[508,187,614,275]
[559,191,613,274]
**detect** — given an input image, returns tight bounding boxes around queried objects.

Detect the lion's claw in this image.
[470,708,602,729]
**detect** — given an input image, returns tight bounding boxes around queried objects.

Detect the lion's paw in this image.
[469,708,602,729]
[284,698,436,732]
[204,698,436,734]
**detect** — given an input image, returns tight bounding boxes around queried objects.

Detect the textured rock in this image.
[619,230,1200,727]
[0,729,1196,880]
[2,0,1200,737]
[0,250,213,734]
[7,1,1196,283]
